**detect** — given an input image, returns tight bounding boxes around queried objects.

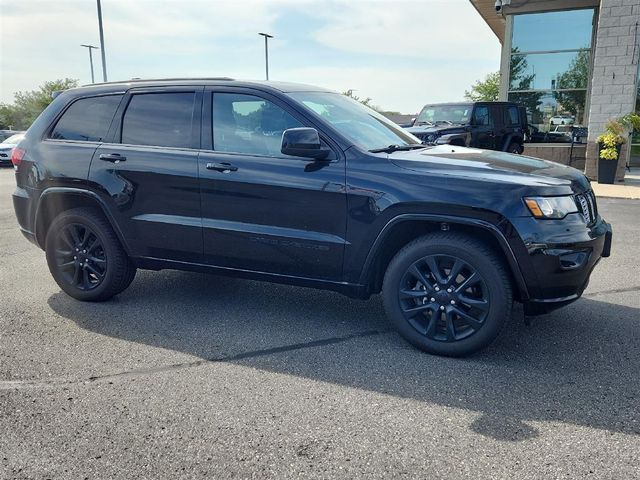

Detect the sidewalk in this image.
[591,168,640,200]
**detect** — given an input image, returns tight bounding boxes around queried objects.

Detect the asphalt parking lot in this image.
[1,167,639,479]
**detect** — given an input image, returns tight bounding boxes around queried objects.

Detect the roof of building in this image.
[469,0,506,43]
[470,0,601,43]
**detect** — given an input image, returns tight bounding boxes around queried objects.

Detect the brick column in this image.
[585,0,639,182]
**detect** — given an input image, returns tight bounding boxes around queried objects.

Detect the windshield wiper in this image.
[414,121,433,126]
[369,144,426,154]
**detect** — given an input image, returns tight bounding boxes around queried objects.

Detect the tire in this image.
[45,207,136,301]
[507,142,522,154]
[382,232,513,357]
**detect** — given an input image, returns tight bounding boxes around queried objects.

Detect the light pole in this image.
[258,32,273,80]
[96,0,108,81]
[80,44,99,83]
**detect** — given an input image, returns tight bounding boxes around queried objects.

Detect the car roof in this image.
[421,102,517,106]
[66,78,335,97]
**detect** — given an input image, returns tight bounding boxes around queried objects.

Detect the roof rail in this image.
[82,77,235,87]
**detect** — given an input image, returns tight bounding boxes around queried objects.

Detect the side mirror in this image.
[281,127,330,160]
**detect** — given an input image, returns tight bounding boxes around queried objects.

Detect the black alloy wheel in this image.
[382,233,513,356]
[398,254,489,342]
[52,223,107,291]
[45,207,136,301]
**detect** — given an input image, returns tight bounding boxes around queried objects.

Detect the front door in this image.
[89,87,203,262]
[198,89,347,281]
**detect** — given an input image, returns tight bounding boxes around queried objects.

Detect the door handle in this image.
[206,162,238,172]
[99,153,126,163]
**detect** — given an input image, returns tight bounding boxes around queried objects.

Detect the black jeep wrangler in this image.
[405,102,527,154]
[12,79,611,357]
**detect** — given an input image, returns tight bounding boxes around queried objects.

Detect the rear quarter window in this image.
[505,106,520,126]
[50,95,122,142]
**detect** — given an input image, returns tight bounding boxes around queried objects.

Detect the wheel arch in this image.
[34,188,131,255]
[359,214,529,302]
[502,133,524,151]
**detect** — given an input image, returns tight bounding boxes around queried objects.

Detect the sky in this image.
[0,0,501,114]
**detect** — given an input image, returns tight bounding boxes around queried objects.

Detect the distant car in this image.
[552,125,573,138]
[0,133,25,166]
[404,102,527,154]
[549,115,575,126]
[527,125,573,144]
[0,130,22,142]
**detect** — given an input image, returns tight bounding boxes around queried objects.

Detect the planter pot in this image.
[597,143,622,184]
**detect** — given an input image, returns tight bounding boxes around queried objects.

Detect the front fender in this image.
[355,213,531,300]
[436,132,469,146]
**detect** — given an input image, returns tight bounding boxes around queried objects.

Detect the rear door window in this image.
[50,95,122,142]
[121,92,196,148]
[504,106,520,126]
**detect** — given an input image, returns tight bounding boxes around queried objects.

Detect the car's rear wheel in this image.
[507,142,523,154]
[382,232,512,357]
[45,207,136,301]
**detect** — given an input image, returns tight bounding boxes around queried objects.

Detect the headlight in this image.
[524,196,578,219]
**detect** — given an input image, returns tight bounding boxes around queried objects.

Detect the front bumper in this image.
[510,213,612,315]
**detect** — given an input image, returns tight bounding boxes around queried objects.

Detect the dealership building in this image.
[471,0,639,181]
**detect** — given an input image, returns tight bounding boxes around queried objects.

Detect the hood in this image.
[388,145,591,193]
[406,124,466,135]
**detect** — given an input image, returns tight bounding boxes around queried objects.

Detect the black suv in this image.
[12,79,612,356]
[405,102,527,154]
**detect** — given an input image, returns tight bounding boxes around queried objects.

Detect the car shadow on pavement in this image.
[47,270,640,441]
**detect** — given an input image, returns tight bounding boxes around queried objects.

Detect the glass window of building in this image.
[631,63,640,167]
[507,9,595,143]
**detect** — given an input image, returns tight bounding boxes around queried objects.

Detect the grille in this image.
[412,132,435,144]
[0,153,7,158]
[575,190,598,225]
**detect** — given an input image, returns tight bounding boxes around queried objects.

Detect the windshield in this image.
[288,91,420,151]
[2,134,23,144]
[415,104,472,125]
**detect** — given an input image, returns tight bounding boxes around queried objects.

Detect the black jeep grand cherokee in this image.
[12,79,612,356]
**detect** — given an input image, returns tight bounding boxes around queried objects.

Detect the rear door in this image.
[470,105,496,150]
[39,94,124,190]
[500,105,524,149]
[89,87,204,262]
[198,87,347,281]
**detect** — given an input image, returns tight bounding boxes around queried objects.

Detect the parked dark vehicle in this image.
[12,79,612,356]
[405,102,527,154]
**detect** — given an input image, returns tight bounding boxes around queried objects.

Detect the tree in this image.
[343,89,376,108]
[342,90,400,116]
[507,51,544,126]
[553,49,590,122]
[464,72,500,102]
[0,78,78,130]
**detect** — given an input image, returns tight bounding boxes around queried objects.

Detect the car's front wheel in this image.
[45,207,136,301]
[382,233,513,356]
